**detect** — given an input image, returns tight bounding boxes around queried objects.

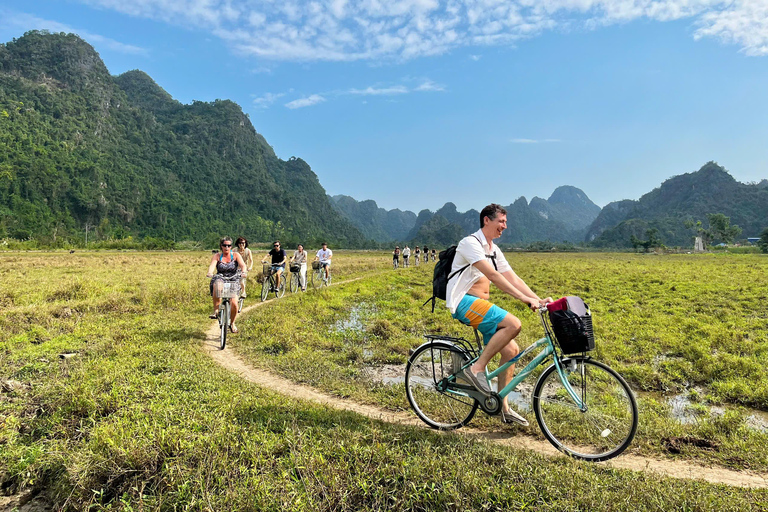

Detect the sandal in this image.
[230,325,239,333]
[209,313,218,319]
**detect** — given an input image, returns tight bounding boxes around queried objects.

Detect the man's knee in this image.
[500,313,521,333]
[499,341,519,362]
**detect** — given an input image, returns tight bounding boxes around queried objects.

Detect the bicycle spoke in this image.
[533,358,637,461]
[406,343,478,430]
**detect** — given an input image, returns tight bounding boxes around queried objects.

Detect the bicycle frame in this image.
[445,311,587,411]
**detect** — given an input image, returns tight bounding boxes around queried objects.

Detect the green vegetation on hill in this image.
[0,30,366,247]
[588,162,768,248]
[330,194,416,243]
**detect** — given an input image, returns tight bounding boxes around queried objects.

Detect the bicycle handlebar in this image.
[208,272,245,279]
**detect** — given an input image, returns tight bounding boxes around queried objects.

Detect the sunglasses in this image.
[221,244,232,247]
[274,244,280,247]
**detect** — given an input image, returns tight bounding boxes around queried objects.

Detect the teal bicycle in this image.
[405,301,638,461]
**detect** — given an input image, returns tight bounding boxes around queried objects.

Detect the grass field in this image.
[1,251,767,510]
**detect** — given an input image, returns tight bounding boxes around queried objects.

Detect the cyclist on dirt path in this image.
[261,240,287,291]
[446,203,552,426]
[206,236,248,333]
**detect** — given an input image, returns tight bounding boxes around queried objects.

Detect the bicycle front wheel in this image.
[261,278,270,301]
[219,301,229,350]
[310,269,320,289]
[533,357,637,461]
[405,342,478,430]
[290,273,299,293]
[276,274,286,298]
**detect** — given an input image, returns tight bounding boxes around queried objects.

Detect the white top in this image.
[316,248,333,262]
[403,247,411,256]
[445,229,512,314]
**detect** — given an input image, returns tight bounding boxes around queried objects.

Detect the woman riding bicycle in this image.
[206,236,248,333]
[234,237,253,298]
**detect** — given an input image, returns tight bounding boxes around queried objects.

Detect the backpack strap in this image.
[470,234,498,271]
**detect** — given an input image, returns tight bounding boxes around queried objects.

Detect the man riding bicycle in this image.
[403,245,411,267]
[446,203,551,426]
[261,240,287,291]
[314,242,332,280]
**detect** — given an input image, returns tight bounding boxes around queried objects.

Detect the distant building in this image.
[747,237,760,244]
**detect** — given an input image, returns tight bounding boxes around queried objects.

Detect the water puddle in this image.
[333,302,377,333]
[649,390,768,433]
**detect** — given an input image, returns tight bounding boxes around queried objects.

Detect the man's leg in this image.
[276,268,283,288]
[469,314,521,378]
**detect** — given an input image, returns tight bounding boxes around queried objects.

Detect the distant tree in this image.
[758,228,768,254]
[706,213,741,244]
[684,218,712,248]
[630,228,662,252]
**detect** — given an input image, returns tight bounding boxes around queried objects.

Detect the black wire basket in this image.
[549,310,595,355]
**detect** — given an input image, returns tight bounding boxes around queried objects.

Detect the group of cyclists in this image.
[392,245,436,268]
[207,237,333,334]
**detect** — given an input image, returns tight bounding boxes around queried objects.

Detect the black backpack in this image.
[424,235,495,312]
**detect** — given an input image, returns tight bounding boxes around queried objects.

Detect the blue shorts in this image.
[452,295,509,345]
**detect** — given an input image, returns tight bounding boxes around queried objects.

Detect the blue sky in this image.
[1,1,767,212]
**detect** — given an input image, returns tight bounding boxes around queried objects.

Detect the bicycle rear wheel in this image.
[405,341,478,430]
[533,357,637,461]
[219,301,229,350]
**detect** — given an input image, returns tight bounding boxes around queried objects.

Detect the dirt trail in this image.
[203,279,768,490]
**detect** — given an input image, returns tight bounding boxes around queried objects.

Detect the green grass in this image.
[1,251,767,510]
[236,252,768,470]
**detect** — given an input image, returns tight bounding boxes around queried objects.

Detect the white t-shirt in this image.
[316,248,333,262]
[403,247,411,257]
[445,229,512,314]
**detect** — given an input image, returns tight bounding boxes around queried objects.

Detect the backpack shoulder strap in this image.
[470,234,498,271]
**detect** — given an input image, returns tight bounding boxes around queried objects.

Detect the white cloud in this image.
[253,92,284,108]
[694,1,768,57]
[72,1,768,61]
[469,54,482,60]
[348,85,409,95]
[414,79,445,91]
[0,9,147,55]
[285,94,326,109]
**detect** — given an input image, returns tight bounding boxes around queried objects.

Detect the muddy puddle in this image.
[333,302,377,333]
[645,389,768,433]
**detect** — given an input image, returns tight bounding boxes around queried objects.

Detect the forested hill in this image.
[587,162,768,247]
[0,31,366,247]
[331,186,600,246]
[405,186,600,246]
[329,195,416,243]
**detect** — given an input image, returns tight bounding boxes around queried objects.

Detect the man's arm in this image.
[473,259,539,308]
